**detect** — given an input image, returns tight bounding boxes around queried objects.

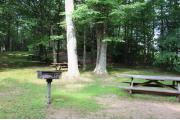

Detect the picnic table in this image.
[51,62,68,71]
[118,74,180,101]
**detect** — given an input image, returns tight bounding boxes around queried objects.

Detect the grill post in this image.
[46,79,52,104]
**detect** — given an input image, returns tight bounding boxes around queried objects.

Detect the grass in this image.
[0,51,42,71]
[52,79,119,112]
[0,68,48,118]
[0,51,179,118]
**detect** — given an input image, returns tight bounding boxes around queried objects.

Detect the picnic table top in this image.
[121,74,180,81]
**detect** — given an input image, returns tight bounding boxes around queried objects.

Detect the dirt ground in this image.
[46,94,180,119]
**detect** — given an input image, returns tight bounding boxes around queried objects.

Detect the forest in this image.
[0,0,179,74]
[0,0,180,119]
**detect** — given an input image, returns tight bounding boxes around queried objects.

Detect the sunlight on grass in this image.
[0,52,179,118]
[52,79,120,112]
[0,52,48,118]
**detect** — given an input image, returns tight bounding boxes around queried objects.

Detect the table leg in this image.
[177,82,180,102]
[55,65,58,71]
[129,77,134,94]
[173,81,176,87]
[58,65,62,71]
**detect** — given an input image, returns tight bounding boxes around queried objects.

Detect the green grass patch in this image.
[0,51,42,70]
[52,79,119,112]
[0,73,47,118]
[0,52,179,118]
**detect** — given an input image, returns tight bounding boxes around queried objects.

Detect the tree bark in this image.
[94,24,107,75]
[53,41,57,63]
[50,25,57,63]
[6,20,11,51]
[83,28,86,71]
[65,0,80,77]
[94,28,101,69]
[94,41,107,75]
[57,40,60,63]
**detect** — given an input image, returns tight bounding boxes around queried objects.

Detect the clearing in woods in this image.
[0,52,180,119]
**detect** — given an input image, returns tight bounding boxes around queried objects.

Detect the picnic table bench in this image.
[51,62,68,72]
[118,74,180,101]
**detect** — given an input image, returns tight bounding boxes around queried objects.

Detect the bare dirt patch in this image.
[0,88,22,97]
[46,94,180,119]
[90,94,180,119]
[46,106,84,119]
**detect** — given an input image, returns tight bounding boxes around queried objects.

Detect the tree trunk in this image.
[94,41,107,75]
[65,0,80,77]
[9,38,12,51]
[53,41,57,63]
[83,28,86,71]
[57,40,60,63]
[6,20,11,51]
[94,24,107,75]
[94,27,101,72]
[90,25,96,64]
[50,25,57,63]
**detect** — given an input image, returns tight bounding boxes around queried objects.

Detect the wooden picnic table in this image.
[51,62,81,71]
[51,63,68,71]
[118,74,180,101]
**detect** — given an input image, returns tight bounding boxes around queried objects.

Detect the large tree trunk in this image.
[94,25,107,75]
[94,42,107,75]
[65,0,80,77]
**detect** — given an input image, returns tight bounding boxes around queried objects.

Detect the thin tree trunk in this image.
[50,25,57,63]
[44,46,48,62]
[124,24,128,65]
[65,0,80,77]
[39,44,43,61]
[6,20,11,51]
[90,25,95,64]
[10,38,12,51]
[57,40,60,63]
[83,28,86,71]
[53,41,57,63]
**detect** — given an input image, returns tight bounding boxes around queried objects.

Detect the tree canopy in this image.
[0,0,179,73]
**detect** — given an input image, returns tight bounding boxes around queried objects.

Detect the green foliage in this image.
[160,29,180,51]
[74,0,117,25]
[0,31,6,36]
[155,52,179,72]
[155,28,180,72]
[50,35,64,41]
[74,4,99,25]
[110,2,146,24]
[19,19,37,27]
[102,37,123,42]
[0,0,180,71]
